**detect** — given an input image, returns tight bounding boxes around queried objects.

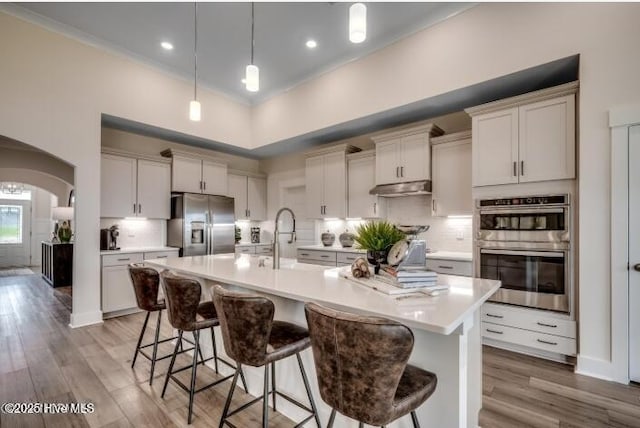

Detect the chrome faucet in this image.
[273,207,296,269]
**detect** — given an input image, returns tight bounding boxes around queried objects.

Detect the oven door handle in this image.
[480,249,565,258]
[479,208,565,215]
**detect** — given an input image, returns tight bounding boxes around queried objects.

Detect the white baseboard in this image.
[69,310,103,328]
[576,355,614,381]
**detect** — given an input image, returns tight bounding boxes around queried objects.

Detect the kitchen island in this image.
[145,254,500,428]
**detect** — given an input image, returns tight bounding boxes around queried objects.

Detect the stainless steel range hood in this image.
[369,180,432,197]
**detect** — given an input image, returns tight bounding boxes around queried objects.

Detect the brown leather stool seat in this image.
[212,285,320,428]
[128,264,178,386]
[304,302,438,428]
[160,271,247,425]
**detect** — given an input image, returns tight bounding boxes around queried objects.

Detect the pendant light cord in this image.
[250,2,255,65]
[194,1,198,100]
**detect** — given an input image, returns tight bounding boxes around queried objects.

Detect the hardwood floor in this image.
[1,272,639,427]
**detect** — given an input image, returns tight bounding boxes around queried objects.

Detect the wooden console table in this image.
[41,242,73,288]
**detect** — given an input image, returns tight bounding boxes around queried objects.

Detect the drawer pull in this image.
[300,253,309,256]
[320,255,330,258]
[485,313,504,319]
[156,256,168,258]
[438,265,453,269]
[486,328,503,335]
[537,339,558,346]
[117,258,130,261]
[536,322,558,328]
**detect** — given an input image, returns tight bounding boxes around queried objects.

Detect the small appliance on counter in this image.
[251,227,261,244]
[386,225,430,270]
[100,225,120,251]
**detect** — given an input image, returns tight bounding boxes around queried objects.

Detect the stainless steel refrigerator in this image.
[167,193,235,257]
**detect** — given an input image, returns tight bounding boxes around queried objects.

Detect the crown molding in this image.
[431,130,472,145]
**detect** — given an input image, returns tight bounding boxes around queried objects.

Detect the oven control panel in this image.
[478,195,568,207]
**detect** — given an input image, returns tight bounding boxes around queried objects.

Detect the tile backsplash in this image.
[100,218,166,248]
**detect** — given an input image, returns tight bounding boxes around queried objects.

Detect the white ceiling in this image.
[12,2,475,104]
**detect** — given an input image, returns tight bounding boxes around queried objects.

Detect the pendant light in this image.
[349,3,367,44]
[189,2,201,121]
[245,3,259,92]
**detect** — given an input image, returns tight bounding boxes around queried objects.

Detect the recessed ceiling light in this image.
[160,41,174,50]
[306,39,317,49]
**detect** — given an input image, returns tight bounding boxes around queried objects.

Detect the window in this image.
[0,205,22,244]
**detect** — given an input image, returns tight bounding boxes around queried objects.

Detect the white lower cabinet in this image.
[481,302,576,357]
[101,249,178,318]
[235,244,272,255]
[297,248,365,267]
[425,259,472,277]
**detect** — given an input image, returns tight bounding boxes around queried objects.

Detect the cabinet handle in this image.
[320,255,330,258]
[373,202,377,214]
[138,204,142,214]
[485,313,504,319]
[432,199,436,213]
[513,161,517,177]
[203,181,206,191]
[521,161,524,176]
[396,166,400,178]
[156,256,168,258]
[537,339,558,346]
[486,328,503,335]
[117,258,130,262]
[536,322,558,328]
[400,166,404,177]
[438,265,454,269]
[199,181,202,190]
[133,203,136,214]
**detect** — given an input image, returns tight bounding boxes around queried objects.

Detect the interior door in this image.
[629,124,640,382]
[0,199,31,268]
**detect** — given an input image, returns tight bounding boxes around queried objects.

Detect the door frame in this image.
[0,197,32,268]
[610,104,640,384]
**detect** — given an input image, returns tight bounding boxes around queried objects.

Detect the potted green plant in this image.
[353,221,405,273]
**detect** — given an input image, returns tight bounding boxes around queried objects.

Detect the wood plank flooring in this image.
[1,272,639,427]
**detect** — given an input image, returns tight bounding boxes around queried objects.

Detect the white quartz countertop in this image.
[426,251,473,262]
[100,246,179,256]
[297,244,366,254]
[145,254,500,335]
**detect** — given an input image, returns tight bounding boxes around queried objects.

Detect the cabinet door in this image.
[172,156,202,193]
[228,174,248,219]
[202,160,228,196]
[432,139,472,217]
[472,108,519,186]
[518,95,575,183]
[375,140,400,184]
[247,177,267,221]
[322,152,347,218]
[348,156,383,218]
[101,154,137,218]
[305,155,325,219]
[137,160,170,219]
[102,264,137,313]
[400,133,430,182]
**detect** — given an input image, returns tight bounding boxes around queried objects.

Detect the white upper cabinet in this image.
[101,152,170,219]
[348,152,385,219]
[305,145,359,219]
[471,108,519,186]
[518,95,575,183]
[166,151,228,195]
[372,123,443,185]
[229,173,267,221]
[171,155,202,193]
[137,160,171,219]
[101,154,137,218]
[466,82,577,187]
[202,160,228,195]
[431,131,472,217]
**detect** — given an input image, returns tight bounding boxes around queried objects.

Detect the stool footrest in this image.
[224,388,313,420]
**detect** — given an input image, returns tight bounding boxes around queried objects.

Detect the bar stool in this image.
[160,271,248,424]
[212,284,321,428]
[304,302,438,428]
[128,264,182,385]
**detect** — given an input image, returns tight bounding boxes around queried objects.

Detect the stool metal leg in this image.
[327,409,336,428]
[358,423,364,428]
[149,309,162,385]
[263,364,270,428]
[132,311,150,368]
[162,330,183,398]
[218,365,241,428]
[210,326,219,373]
[271,361,276,411]
[239,365,249,392]
[188,329,200,424]
[410,411,420,428]
[296,353,321,428]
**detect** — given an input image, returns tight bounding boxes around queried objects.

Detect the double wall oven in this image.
[474,195,572,314]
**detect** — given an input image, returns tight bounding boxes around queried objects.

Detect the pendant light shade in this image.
[189,100,201,122]
[245,64,259,92]
[245,3,259,92]
[349,3,367,44]
[189,2,201,121]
